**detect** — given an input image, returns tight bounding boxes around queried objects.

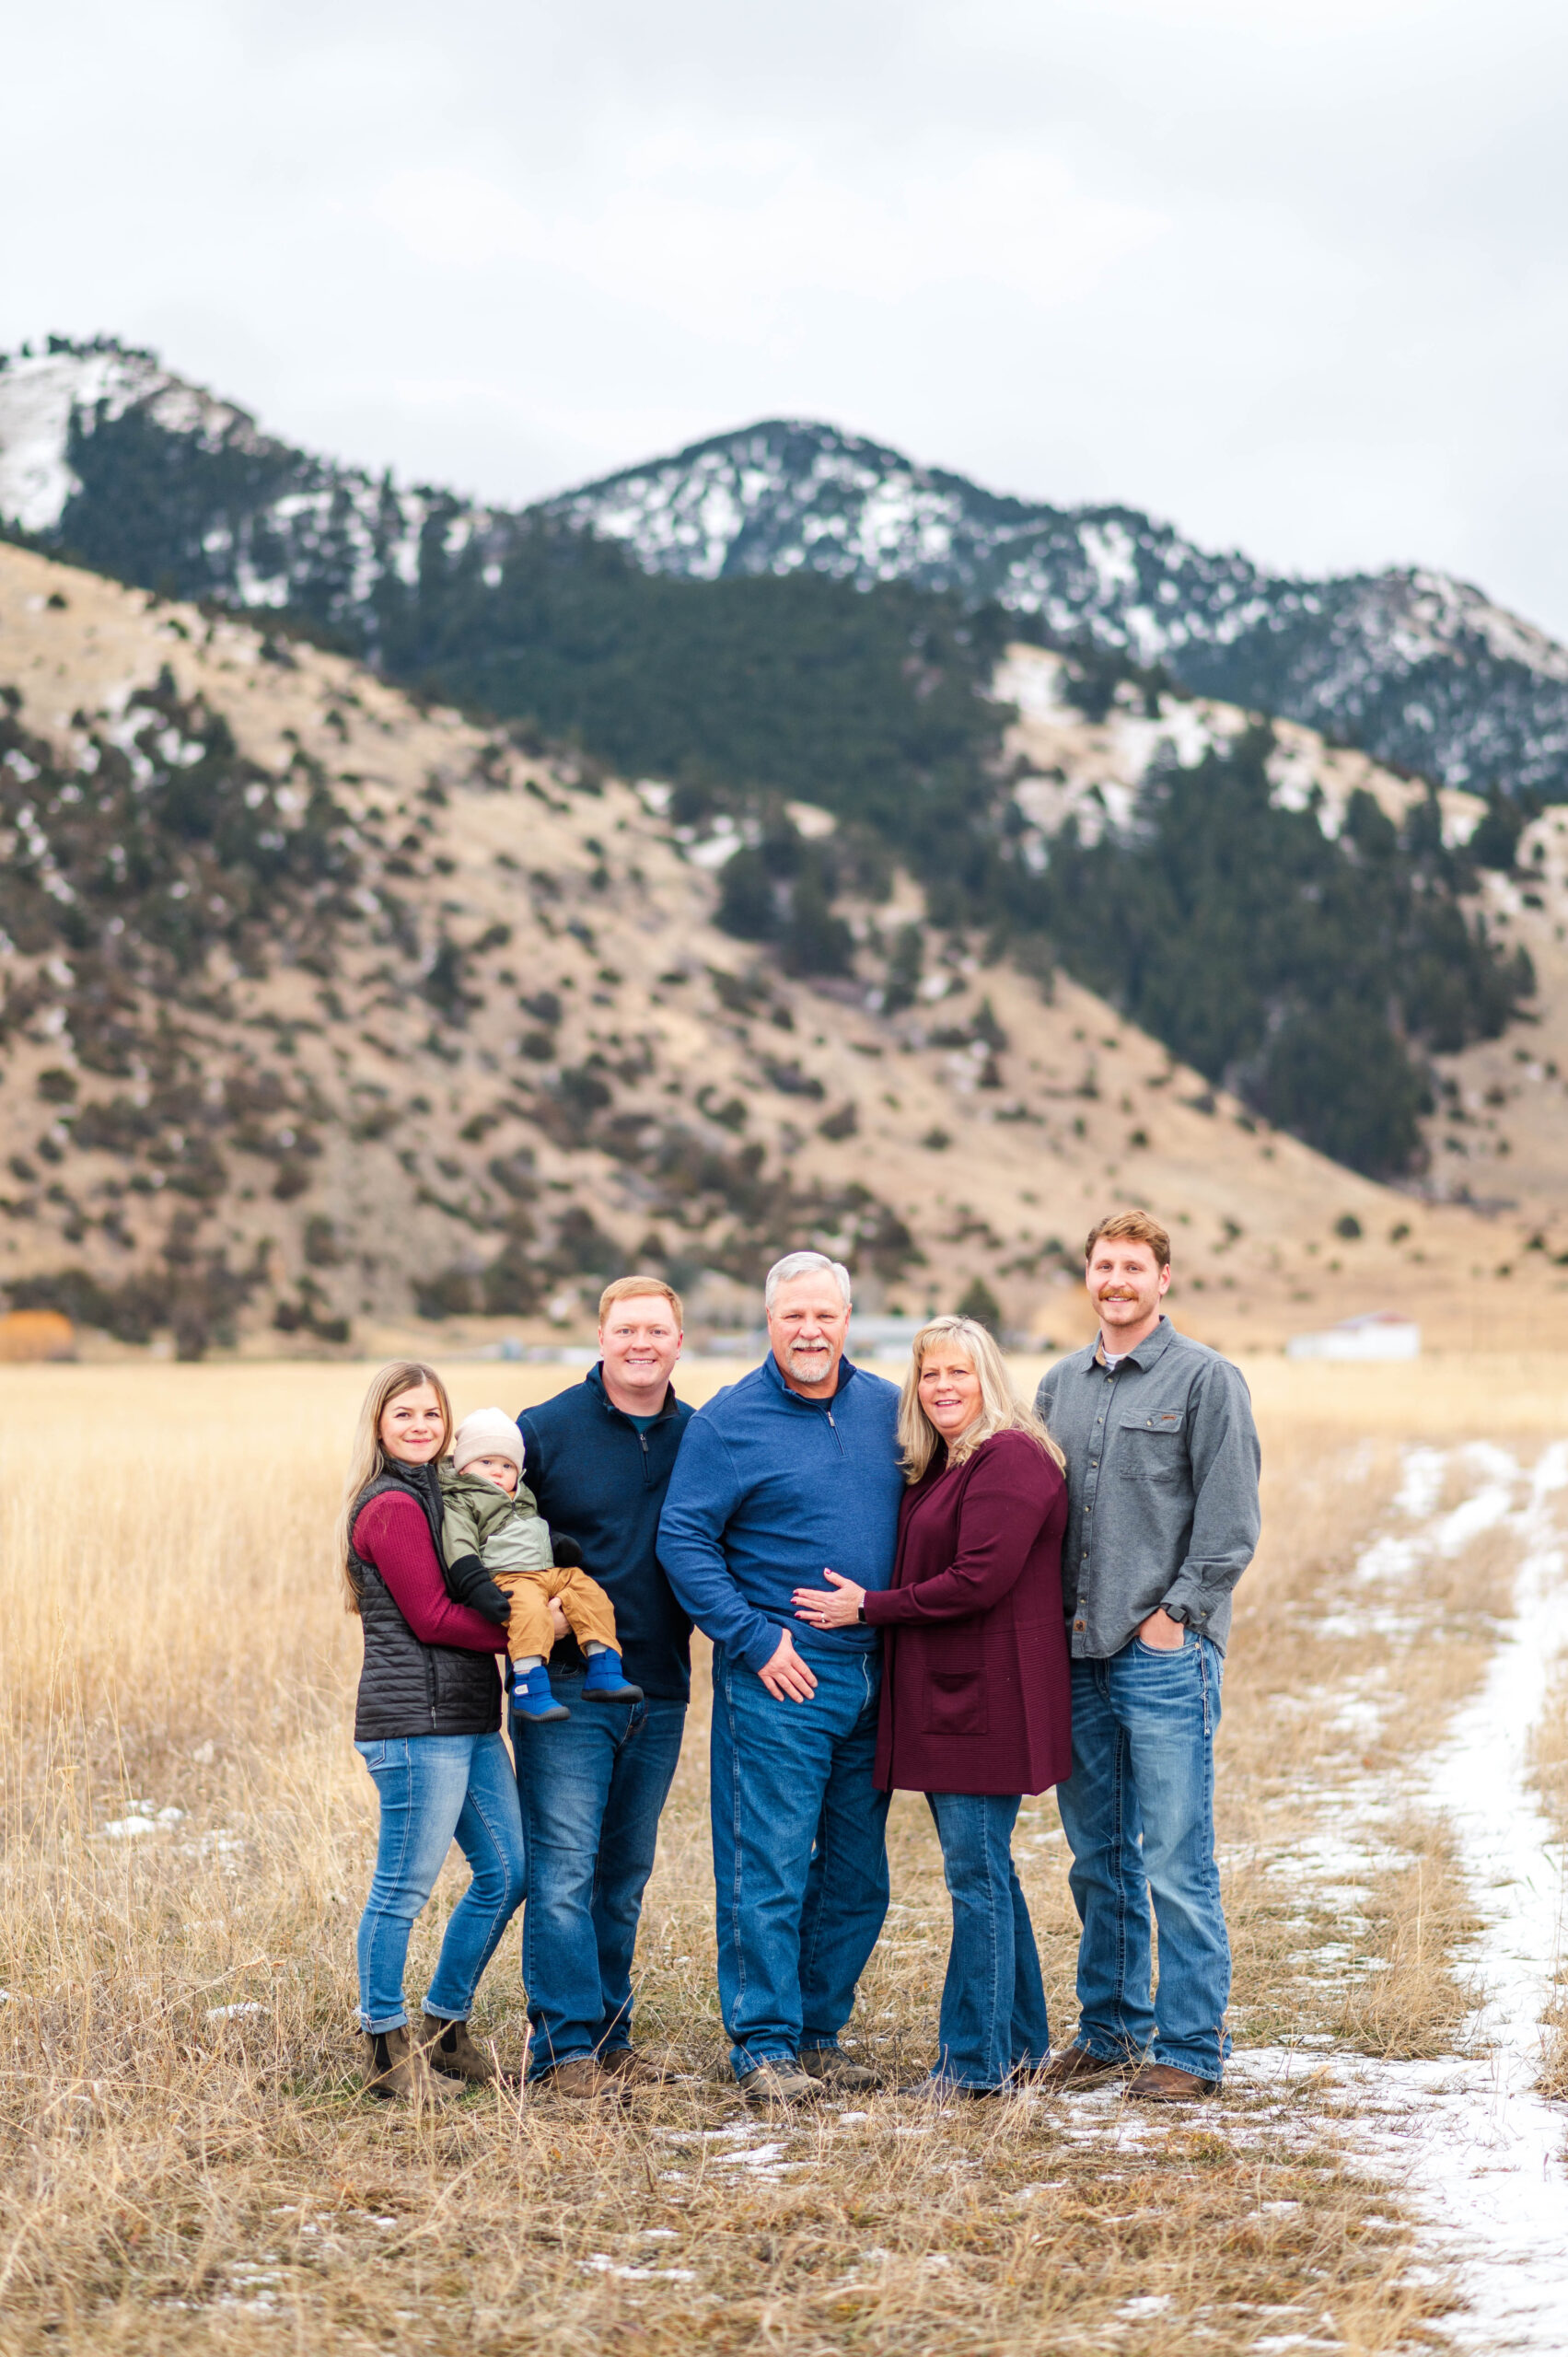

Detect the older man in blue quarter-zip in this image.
[657,1250,903,2107]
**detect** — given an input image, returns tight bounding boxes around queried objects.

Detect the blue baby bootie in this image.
[512,1664,569,1722]
[583,1650,644,1704]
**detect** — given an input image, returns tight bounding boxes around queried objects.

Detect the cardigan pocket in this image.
[923,1669,989,1737]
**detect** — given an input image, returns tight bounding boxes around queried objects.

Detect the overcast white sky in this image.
[6,0,1568,629]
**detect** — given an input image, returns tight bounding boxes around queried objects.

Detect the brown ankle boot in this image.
[1126,2061,1220,2103]
[534,2055,629,2101]
[362,2025,461,2105]
[421,2012,517,2086]
[1031,2045,1130,2092]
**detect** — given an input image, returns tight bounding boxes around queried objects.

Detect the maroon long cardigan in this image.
[864,1427,1072,1797]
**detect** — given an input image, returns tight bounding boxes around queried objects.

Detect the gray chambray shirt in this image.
[1034,1317,1260,1659]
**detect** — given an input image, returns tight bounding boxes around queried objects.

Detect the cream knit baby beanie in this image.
[451,1407,526,1475]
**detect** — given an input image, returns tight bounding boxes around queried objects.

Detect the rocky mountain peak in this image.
[4,343,1568,796]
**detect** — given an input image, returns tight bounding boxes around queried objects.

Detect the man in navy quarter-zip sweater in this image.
[513,1277,693,2097]
[658,1250,903,2106]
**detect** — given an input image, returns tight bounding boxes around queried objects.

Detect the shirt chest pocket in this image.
[1116,1409,1186,1480]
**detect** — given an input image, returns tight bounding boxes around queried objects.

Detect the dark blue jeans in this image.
[354,1732,528,2032]
[710,1641,891,2082]
[512,1671,687,2077]
[1056,1631,1230,2079]
[926,1791,1051,2089]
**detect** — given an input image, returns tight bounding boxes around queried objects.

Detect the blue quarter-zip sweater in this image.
[656,1353,903,1675]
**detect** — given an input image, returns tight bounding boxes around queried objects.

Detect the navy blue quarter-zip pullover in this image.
[517,1364,694,1701]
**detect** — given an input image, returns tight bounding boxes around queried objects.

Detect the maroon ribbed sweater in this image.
[352,1492,505,1653]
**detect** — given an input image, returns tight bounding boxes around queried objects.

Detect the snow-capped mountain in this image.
[5,340,1568,797]
[0,340,444,616]
[550,420,1568,795]
[0,341,249,535]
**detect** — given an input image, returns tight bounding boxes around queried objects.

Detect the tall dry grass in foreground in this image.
[0,1356,1558,2353]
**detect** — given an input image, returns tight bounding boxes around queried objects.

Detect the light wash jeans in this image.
[710,1640,891,2081]
[512,1673,687,2077]
[1056,1630,1231,2079]
[925,1790,1051,2089]
[354,1732,527,2032]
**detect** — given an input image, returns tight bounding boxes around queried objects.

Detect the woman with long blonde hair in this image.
[341,1361,527,2104]
[794,1316,1071,2096]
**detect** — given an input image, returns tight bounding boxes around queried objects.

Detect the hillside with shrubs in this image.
[5,542,1568,1358]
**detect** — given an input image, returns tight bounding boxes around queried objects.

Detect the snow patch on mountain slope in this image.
[996,644,1486,852]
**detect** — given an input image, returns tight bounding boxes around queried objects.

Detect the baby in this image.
[440,1407,643,1722]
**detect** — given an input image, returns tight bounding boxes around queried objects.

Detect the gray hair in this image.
[763,1250,853,1313]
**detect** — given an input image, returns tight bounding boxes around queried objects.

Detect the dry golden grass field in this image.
[2,1352,1566,2356]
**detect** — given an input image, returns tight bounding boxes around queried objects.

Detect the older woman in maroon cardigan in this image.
[794,1315,1070,2094]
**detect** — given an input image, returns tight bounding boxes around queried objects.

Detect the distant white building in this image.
[1285,1311,1421,1363]
[848,1315,926,1359]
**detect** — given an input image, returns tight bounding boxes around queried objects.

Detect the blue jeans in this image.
[710,1642,891,2082]
[926,1791,1051,2089]
[1056,1631,1230,2079]
[511,1673,687,2077]
[354,1733,528,2032]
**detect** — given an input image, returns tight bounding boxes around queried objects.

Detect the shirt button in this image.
[1074,1620,1085,1631]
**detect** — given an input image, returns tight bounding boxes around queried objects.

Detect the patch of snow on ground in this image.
[1240,1443,1568,2351]
[1404,1440,1568,2348]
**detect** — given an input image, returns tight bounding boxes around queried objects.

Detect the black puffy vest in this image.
[350,1470,502,1741]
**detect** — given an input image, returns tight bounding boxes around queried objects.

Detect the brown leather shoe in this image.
[1031,2045,1129,2092]
[597,2046,671,2090]
[534,2056,627,2101]
[1126,2062,1220,2102]
[421,2012,517,2087]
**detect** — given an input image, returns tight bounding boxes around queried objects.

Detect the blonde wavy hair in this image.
[334,1361,454,1611]
[897,1316,1064,1485]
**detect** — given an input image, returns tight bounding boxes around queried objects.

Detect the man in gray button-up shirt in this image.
[1033,1209,1260,2103]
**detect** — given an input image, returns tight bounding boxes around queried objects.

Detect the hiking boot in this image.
[361,2025,461,2106]
[1126,2062,1220,2103]
[533,2056,627,2101]
[1031,2044,1130,2093]
[799,2044,878,2093]
[598,2046,671,2090]
[421,2012,517,2087]
[740,2057,826,2108]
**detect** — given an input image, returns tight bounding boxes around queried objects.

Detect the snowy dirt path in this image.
[1236,1443,1568,2352]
